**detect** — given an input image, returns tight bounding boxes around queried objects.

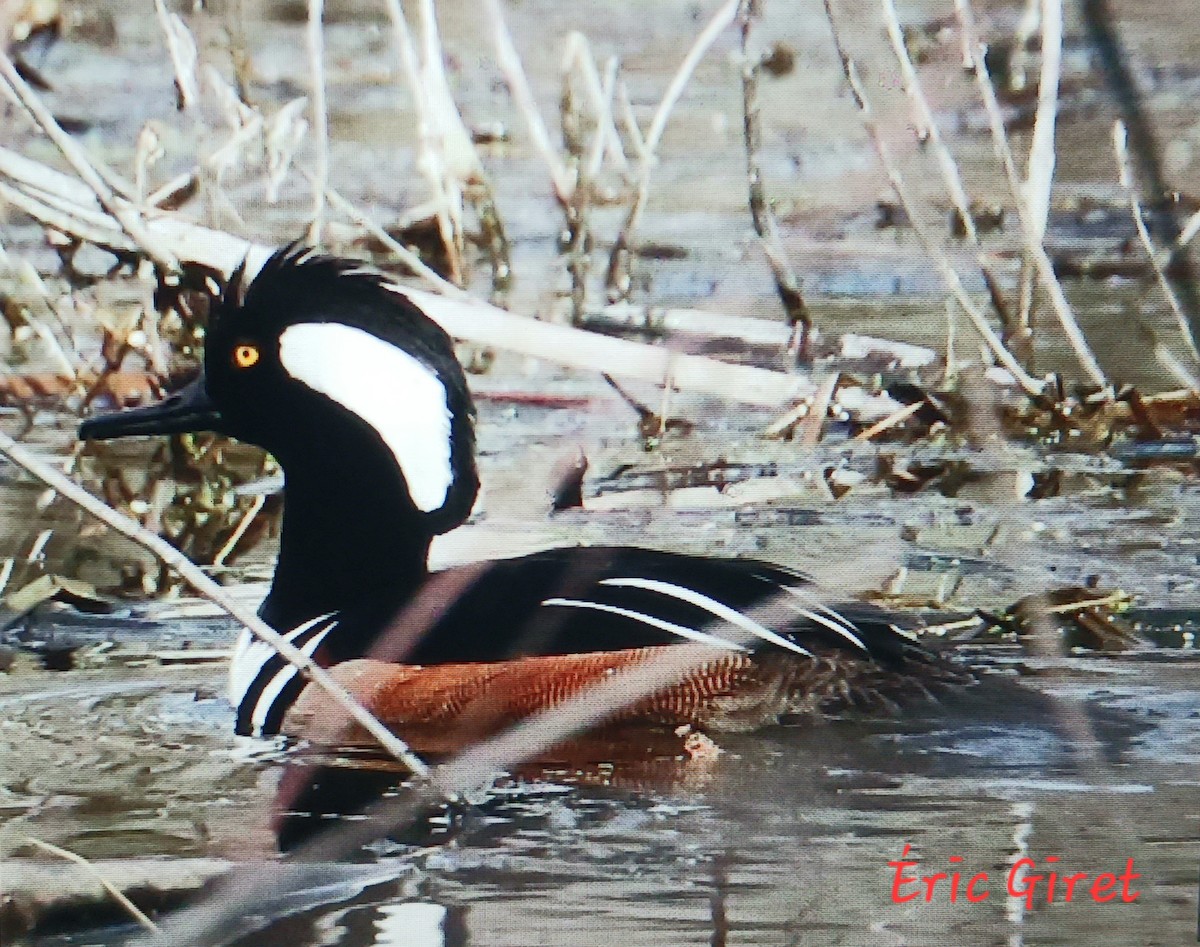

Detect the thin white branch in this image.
[0,430,431,778]
[483,0,573,203]
[561,34,628,169]
[823,6,1043,394]
[152,0,200,110]
[645,0,739,155]
[954,0,1108,389]
[306,0,329,243]
[0,50,179,272]
[1024,0,1062,246]
[383,0,464,282]
[22,837,159,933]
[880,0,979,243]
[1113,120,1200,364]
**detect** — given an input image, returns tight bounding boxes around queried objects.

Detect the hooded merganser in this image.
[80,246,970,746]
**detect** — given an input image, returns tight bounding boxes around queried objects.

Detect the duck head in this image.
[81,245,480,536]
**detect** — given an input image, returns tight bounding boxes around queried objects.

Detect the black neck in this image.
[259,441,433,639]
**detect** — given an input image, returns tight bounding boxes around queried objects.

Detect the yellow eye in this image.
[233,344,260,369]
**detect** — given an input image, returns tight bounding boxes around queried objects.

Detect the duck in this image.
[80,245,972,751]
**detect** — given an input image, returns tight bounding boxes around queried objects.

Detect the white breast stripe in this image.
[541,598,747,651]
[249,621,337,734]
[228,612,336,706]
[279,323,454,512]
[597,578,815,657]
[374,903,447,947]
[890,622,920,642]
[777,588,868,652]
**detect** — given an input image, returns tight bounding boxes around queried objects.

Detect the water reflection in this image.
[218,663,1190,947]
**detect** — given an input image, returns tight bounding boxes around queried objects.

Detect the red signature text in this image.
[888,845,1141,907]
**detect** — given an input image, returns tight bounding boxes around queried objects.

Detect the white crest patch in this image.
[279,323,454,512]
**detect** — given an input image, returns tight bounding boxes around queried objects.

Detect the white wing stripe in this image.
[793,606,868,653]
[598,578,814,658]
[541,598,747,651]
[779,585,860,633]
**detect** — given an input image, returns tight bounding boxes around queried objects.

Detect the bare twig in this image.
[1013,0,1064,336]
[0,163,816,406]
[0,51,179,273]
[1113,121,1200,364]
[418,0,472,279]
[1155,344,1200,392]
[0,429,431,777]
[1024,0,1062,247]
[210,493,265,569]
[879,0,1025,358]
[797,372,838,446]
[561,34,627,170]
[853,400,924,441]
[22,836,160,933]
[401,282,815,405]
[1082,0,1200,341]
[606,0,739,299]
[881,0,976,241]
[823,2,1044,395]
[303,168,463,296]
[305,0,329,243]
[954,1,1108,389]
[152,0,199,110]
[739,0,810,352]
[484,0,573,204]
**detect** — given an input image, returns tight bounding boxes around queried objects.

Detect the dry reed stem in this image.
[880,0,977,242]
[1112,121,1200,365]
[561,33,628,170]
[304,169,462,295]
[151,0,199,110]
[797,372,838,446]
[853,400,924,441]
[593,301,793,346]
[1155,344,1200,391]
[606,0,739,298]
[0,51,179,273]
[645,0,739,154]
[822,2,1043,395]
[1015,0,1063,332]
[1024,0,1062,246]
[417,0,473,280]
[1175,209,1200,252]
[210,493,265,568]
[0,428,431,777]
[0,151,817,405]
[954,0,1108,390]
[616,79,648,159]
[738,0,810,347]
[484,0,573,204]
[0,180,137,252]
[22,836,160,933]
[381,0,463,275]
[760,398,810,439]
[879,0,1022,350]
[305,0,329,244]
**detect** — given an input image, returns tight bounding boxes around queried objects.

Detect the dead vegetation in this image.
[0,0,1199,938]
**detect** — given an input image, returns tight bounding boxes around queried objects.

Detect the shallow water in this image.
[3,0,1200,943]
[6,635,1200,945]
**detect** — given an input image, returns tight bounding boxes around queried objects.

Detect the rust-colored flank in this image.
[281,645,949,754]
